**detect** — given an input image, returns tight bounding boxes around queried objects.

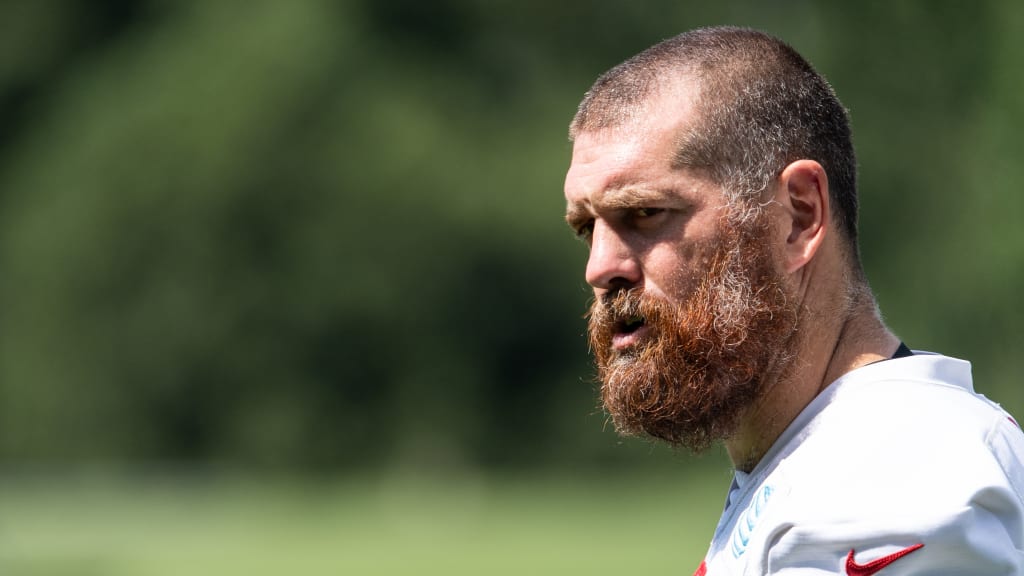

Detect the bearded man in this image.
[564,27,1024,575]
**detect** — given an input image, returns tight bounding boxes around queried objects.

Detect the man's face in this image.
[564,89,799,451]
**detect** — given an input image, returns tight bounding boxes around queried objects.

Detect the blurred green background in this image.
[1,0,1022,573]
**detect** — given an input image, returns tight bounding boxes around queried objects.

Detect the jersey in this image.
[696,352,1024,575]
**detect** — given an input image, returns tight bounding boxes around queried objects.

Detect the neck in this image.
[725,283,898,472]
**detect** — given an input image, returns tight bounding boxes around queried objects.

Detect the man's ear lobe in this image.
[777,159,829,274]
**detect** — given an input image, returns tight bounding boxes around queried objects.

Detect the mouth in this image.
[612,315,647,349]
[617,315,645,334]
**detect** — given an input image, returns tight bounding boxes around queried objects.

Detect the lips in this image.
[612,315,648,350]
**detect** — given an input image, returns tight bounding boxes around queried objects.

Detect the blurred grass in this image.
[0,467,728,575]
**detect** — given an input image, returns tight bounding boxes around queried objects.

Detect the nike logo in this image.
[846,543,924,576]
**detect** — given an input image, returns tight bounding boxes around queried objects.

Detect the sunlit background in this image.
[2,1,1022,574]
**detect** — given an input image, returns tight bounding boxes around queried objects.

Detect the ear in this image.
[774,159,829,274]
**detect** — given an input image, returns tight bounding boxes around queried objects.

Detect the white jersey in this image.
[696,352,1024,575]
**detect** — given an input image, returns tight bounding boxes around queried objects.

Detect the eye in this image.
[629,208,668,228]
[634,207,665,218]
[574,220,594,241]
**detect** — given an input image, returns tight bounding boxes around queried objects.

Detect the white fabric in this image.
[699,352,1024,575]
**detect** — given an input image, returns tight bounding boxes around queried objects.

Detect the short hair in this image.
[570,27,861,269]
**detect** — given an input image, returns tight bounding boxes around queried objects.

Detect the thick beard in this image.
[587,215,799,453]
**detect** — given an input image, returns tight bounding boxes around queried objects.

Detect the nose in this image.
[585,221,642,291]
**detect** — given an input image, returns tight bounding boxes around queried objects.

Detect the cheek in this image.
[644,242,712,301]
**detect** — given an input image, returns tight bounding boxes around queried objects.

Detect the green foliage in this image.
[0,0,1020,471]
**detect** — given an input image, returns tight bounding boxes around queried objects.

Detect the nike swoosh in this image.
[846,543,924,576]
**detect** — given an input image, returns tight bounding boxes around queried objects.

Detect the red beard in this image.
[587,217,799,452]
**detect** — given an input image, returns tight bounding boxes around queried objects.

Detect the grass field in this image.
[0,466,730,575]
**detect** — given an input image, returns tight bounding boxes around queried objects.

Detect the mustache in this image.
[587,287,672,327]
[589,288,642,322]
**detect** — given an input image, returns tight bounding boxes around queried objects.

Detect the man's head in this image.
[570,26,858,261]
[564,27,858,452]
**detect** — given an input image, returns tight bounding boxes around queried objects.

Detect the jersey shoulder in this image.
[702,353,1024,575]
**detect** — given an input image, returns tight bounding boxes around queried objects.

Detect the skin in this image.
[564,78,900,471]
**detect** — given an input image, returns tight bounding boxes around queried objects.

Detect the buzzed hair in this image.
[570,27,861,270]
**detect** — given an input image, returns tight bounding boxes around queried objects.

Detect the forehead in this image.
[564,79,711,208]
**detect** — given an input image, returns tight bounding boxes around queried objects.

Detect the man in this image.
[564,26,1024,575]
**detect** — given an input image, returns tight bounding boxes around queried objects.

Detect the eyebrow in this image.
[598,187,676,209]
[564,204,589,229]
[565,186,676,220]
[565,188,681,235]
